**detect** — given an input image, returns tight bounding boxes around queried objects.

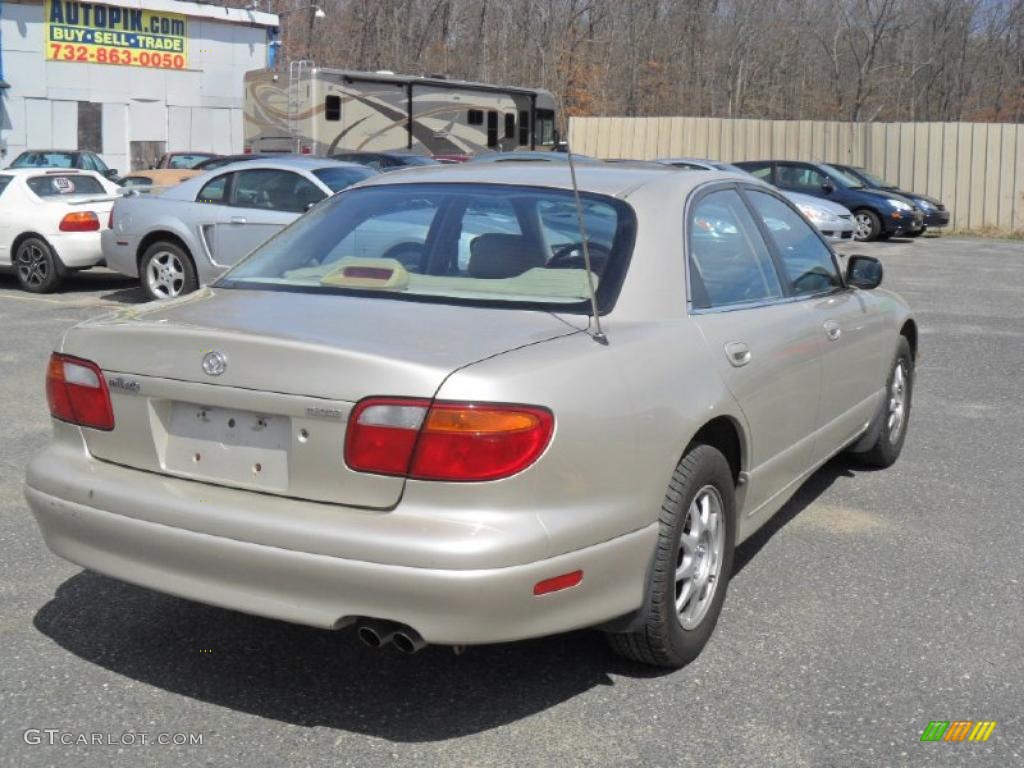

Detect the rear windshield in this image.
[312,166,376,192]
[27,174,106,197]
[167,154,213,169]
[219,182,636,312]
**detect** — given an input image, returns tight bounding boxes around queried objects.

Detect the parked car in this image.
[658,157,856,243]
[470,150,602,163]
[328,151,439,171]
[152,152,219,170]
[432,154,473,164]
[28,164,916,668]
[103,157,376,300]
[191,153,270,172]
[8,149,119,182]
[829,164,949,235]
[119,169,203,190]
[0,169,120,292]
[734,160,923,241]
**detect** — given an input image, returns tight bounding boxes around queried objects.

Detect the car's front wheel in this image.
[853,336,914,468]
[853,209,881,241]
[607,444,735,668]
[140,241,198,300]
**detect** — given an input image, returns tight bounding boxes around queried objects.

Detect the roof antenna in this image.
[565,143,608,345]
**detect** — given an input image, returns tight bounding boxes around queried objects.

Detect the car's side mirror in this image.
[847,255,883,289]
[821,180,835,194]
[105,169,119,179]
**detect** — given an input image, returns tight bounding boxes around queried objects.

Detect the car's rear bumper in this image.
[25,444,656,645]
[49,231,105,269]
[101,229,139,277]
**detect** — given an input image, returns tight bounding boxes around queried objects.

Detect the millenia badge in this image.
[920,721,997,742]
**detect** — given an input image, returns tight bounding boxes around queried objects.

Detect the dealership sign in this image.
[44,1,188,70]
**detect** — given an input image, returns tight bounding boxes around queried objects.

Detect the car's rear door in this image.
[743,188,888,462]
[210,168,322,266]
[687,184,823,515]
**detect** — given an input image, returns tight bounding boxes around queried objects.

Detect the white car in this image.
[0,169,121,292]
[657,158,856,242]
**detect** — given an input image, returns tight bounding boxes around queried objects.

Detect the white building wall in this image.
[0,0,277,168]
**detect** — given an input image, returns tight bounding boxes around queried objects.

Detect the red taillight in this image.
[243,146,253,154]
[300,145,312,155]
[59,211,100,232]
[345,398,553,481]
[45,353,114,430]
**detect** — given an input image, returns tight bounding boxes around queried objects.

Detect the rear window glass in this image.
[167,154,212,169]
[27,174,105,197]
[219,183,635,312]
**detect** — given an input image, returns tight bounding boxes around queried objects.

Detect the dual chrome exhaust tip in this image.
[357,620,427,655]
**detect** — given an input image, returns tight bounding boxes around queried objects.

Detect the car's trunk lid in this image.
[64,288,578,508]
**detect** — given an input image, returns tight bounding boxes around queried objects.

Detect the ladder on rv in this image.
[287,60,315,153]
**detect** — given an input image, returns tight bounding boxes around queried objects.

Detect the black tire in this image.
[140,241,198,301]
[607,444,736,668]
[854,336,914,468]
[14,236,64,293]
[853,209,881,242]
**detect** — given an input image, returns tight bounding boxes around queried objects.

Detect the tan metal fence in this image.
[569,116,1024,233]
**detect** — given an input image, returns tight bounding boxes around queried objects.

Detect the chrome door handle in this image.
[824,321,841,341]
[230,216,247,224]
[724,341,752,367]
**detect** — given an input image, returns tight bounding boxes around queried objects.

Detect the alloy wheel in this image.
[146,251,186,299]
[888,361,908,444]
[15,243,49,288]
[854,213,874,241]
[675,485,726,630]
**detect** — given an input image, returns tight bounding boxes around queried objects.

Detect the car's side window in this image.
[230,169,325,213]
[687,188,784,309]
[0,175,13,197]
[776,163,827,191]
[197,174,230,204]
[746,189,842,296]
[744,163,773,182]
[90,153,110,172]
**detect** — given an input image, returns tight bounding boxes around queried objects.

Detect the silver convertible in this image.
[102,156,375,301]
[26,164,915,667]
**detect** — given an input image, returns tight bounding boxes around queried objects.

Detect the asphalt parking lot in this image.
[1,235,1021,768]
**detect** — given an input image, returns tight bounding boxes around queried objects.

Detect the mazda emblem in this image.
[201,351,227,377]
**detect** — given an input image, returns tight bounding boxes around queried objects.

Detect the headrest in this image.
[468,234,531,279]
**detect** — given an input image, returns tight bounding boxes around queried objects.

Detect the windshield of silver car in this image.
[219,183,636,311]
